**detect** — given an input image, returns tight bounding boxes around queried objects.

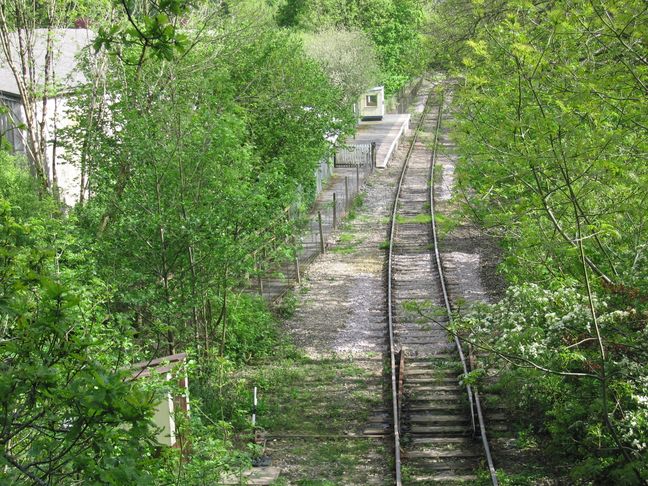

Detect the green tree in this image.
[0,158,159,484]
[302,28,381,105]
[68,11,353,361]
[276,0,426,92]
[451,0,648,482]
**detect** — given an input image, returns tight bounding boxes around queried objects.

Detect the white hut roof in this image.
[0,28,94,97]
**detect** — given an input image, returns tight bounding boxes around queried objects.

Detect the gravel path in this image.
[435,92,505,307]
[285,162,400,359]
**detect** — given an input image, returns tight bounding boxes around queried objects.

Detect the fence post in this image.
[356,164,360,192]
[333,193,337,229]
[317,211,325,253]
[371,142,377,171]
[345,177,349,210]
[257,261,264,298]
[295,255,301,284]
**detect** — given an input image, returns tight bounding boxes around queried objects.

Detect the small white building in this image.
[0,28,94,205]
[357,86,385,121]
[130,353,190,449]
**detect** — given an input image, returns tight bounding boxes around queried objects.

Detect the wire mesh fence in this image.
[249,148,377,303]
[388,77,424,115]
[247,76,424,302]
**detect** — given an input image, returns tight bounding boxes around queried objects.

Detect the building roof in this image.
[130,353,188,380]
[0,28,94,98]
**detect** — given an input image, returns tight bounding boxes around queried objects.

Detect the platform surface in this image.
[348,113,410,168]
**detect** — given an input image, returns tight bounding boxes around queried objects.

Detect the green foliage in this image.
[302,28,381,104]
[276,0,427,92]
[95,0,196,63]
[450,0,647,481]
[152,412,253,484]
[455,0,647,293]
[0,152,54,217]
[1,0,475,482]
[0,196,159,484]
[69,19,354,356]
[456,284,648,482]
[224,294,283,364]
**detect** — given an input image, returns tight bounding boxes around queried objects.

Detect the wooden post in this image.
[371,142,377,171]
[293,235,301,284]
[317,211,325,253]
[333,193,337,229]
[257,263,264,298]
[356,164,360,192]
[345,176,349,209]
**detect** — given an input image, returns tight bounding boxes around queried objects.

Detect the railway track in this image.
[386,87,498,485]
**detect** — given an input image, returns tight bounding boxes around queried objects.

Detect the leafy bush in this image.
[456,284,648,483]
[302,28,381,104]
[224,294,283,364]
[0,197,160,484]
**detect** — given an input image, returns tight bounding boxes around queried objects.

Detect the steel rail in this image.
[428,91,499,486]
[387,91,435,486]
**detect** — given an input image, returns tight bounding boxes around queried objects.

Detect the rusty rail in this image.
[386,91,435,486]
[428,90,499,486]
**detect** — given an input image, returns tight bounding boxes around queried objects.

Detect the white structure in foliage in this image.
[358,86,385,121]
[130,353,190,448]
[0,28,94,205]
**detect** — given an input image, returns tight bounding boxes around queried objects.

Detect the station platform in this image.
[349,113,411,168]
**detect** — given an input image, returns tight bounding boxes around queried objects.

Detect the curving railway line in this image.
[385,87,498,485]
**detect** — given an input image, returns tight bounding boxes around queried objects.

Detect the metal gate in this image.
[334,142,375,168]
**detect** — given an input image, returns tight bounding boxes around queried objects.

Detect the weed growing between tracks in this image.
[396,213,433,224]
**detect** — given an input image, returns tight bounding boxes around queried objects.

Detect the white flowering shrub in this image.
[455,284,648,483]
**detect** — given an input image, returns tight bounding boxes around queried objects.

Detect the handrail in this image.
[428,89,499,486]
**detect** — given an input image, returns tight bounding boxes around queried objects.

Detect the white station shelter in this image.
[358,86,385,121]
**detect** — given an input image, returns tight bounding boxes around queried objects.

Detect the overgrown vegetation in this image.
[4,0,644,482]
[275,0,428,92]
[426,0,648,482]
[0,0,430,482]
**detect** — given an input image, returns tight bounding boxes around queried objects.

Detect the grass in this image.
[277,438,387,485]
[235,358,378,434]
[396,213,432,224]
[232,357,389,483]
[346,193,365,220]
[330,233,366,254]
